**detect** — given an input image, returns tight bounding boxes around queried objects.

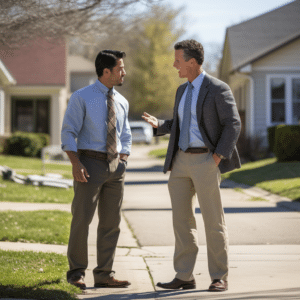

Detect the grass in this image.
[148,149,300,202]
[223,158,300,202]
[0,154,72,178]
[249,196,268,202]
[0,249,80,299]
[0,176,74,203]
[0,210,71,244]
[149,148,168,159]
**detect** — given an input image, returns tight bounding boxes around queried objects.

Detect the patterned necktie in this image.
[106,89,117,162]
[178,82,193,151]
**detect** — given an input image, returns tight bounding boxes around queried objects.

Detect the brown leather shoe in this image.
[94,277,131,288]
[208,279,228,292]
[67,276,86,290]
[157,278,196,290]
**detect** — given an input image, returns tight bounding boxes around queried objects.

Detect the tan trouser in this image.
[168,149,229,282]
[66,155,126,283]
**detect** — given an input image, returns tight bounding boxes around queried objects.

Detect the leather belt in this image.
[78,149,109,160]
[181,147,209,154]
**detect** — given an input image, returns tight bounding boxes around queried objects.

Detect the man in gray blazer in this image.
[142,39,241,292]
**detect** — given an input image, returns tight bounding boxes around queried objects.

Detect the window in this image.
[12,98,50,133]
[271,78,285,123]
[267,75,300,126]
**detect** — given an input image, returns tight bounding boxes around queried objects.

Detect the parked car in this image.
[129,121,153,144]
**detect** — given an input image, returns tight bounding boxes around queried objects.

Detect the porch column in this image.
[0,88,4,135]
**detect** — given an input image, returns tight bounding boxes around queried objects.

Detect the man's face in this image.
[173,49,191,78]
[109,58,126,86]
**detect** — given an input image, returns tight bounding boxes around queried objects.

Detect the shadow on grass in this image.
[0,283,78,300]
[226,161,300,187]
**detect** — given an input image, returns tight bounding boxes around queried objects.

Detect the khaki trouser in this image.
[66,154,126,283]
[168,149,229,282]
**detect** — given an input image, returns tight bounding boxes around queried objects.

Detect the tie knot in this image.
[108,89,114,97]
[188,82,193,90]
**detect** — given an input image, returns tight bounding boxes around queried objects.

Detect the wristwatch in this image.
[215,153,226,160]
[120,159,128,166]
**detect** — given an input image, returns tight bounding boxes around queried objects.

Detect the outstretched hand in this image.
[142,112,158,128]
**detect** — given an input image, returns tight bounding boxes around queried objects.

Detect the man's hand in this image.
[142,112,158,128]
[119,153,129,162]
[72,161,90,182]
[65,151,90,182]
[212,153,222,167]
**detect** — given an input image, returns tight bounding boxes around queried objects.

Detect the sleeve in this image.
[214,84,241,159]
[61,93,85,152]
[120,101,132,155]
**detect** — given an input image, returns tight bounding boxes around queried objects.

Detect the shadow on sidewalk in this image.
[80,287,300,299]
[127,166,164,173]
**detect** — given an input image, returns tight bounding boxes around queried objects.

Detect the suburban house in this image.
[0,39,97,146]
[219,0,300,145]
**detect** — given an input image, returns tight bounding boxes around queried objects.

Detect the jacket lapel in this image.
[196,74,210,124]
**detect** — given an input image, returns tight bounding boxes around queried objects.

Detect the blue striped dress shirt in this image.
[61,80,132,155]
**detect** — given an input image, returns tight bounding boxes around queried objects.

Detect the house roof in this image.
[0,39,66,86]
[0,59,16,86]
[68,55,95,73]
[226,0,300,71]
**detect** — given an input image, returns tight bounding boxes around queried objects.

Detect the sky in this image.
[162,0,294,46]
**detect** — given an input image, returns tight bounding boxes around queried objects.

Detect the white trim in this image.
[243,75,255,137]
[254,66,300,71]
[239,64,252,73]
[266,73,300,127]
[0,60,16,85]
[0,89,4,135]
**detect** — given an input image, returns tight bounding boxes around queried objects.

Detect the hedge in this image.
[273,125,300,162]
[3,132,50,157]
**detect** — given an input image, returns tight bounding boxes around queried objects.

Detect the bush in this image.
[236,134,265,162]
[3,132,50,157]
[273,125,300,162]
[267,125,277,153]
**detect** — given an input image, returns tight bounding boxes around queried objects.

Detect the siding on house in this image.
[252,38,300,71]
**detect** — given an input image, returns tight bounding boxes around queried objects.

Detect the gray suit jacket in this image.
[154,73,241,174]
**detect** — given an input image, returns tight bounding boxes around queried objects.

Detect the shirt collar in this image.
[190,70,206,90]
[95,79,115,95]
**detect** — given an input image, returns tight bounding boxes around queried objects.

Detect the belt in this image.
[78,149,109,160]
[181,147,209,154]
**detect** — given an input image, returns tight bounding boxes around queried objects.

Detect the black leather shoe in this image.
[157,278,196,290]
[67,276,86,290]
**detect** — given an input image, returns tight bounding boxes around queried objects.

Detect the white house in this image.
[219,1,300,144]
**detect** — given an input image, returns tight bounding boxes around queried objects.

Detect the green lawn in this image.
[0,210,71,244]
[0,176,74,203]
[0,250,80,299]
[149,148,300,201]
[0,154,72,178]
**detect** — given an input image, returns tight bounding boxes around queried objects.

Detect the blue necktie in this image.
[179,82,193,151]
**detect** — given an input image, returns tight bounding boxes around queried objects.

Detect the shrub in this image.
[267,125,277,153]
[3,132,50,157]
[273,125,300,162]
[236,134,265,162]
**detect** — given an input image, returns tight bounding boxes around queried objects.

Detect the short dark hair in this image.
[95,50,126,77]
[174,39,204,65]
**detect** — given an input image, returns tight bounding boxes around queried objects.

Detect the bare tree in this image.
[0,0,155,47]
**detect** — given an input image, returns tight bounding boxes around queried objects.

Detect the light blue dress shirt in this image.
[61,80,132,155]
[178,71,206,148]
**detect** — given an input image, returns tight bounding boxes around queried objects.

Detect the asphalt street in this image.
[123,144,300,247]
